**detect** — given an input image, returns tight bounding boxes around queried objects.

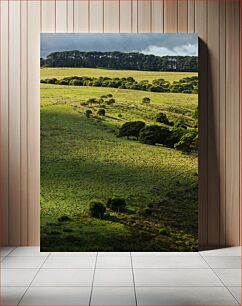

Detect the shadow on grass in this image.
[40,108,198,251]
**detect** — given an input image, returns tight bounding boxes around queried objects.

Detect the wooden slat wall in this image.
[225,0,240,246]
[0,0,240,247]
[8,0,21,245]
[28,1,41,245]
[0,0,9,246]
[195,0,208,247]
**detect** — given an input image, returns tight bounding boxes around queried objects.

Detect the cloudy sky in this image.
[41,33,198,58]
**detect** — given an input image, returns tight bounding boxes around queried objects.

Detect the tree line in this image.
[40,51,198,72]
[41,75,198,94]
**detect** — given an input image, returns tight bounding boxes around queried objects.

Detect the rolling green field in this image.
[40,68,198,252]
[41,67,198,83]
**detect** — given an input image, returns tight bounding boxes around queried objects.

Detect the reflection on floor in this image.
[0,246,241,305]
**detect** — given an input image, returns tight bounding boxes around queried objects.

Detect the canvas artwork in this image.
[40,33,198,252]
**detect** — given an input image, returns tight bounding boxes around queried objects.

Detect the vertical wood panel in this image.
[188,0,195,32]
[151,0,164,33]
[219,0,226,246]
[178,0,188,32]
[195,0,208,247]
[104,1,119,32]
[28,0,40,245]
[131,0,138,32]
[120,0,132,32]
[225,0,240,246]
[20,0,28,246]
[8,0,21,245]
[56,0,67,32]
[164,0,178,32]
[138,0,151,32]
[74,0,89,32]
[41,0,56,32]
[240,0,242,248]
[207,0,220,246]
[0,0,9,245]
[67,0,74,32]
[90,0,103,32]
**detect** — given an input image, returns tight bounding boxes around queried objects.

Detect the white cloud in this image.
[141,43,198,57]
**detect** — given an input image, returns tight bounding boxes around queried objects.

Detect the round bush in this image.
[88,201,106,219]
[85,109,93,118]
[58,215,71,222]
[139,125,171,146]
[118,121,145,140]
[159,227,169,236]
[46,78,58,84]
[142,97,151,104]
[106,98,115,105]
[97,108,106,116]
[107,196,127,212]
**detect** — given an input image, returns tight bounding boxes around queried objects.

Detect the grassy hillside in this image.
[40,85,197,124]
[41,67,198,83]
[40,70,198,252]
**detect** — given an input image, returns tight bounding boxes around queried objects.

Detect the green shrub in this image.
[139,125,171,146]
[58,215,71,222]
[118,121,145,140]
[118,114,122,118]
[107,196,127,212]
[85,109,93,118]
[46,78,58,84]
[159,227,169,236]
[142,97,151,104]
[97,108,106,116]
[137,206,152,216]
[70,79,83,86]
[166,126,186,148]
[88,201,106,218]
[87,98,97,105]
[155,112,171,125]
[174,129,198,154]
[98,98,104,105]
[57,79,69,85]
[80,101,88,106]
[107,94,113,98]
[106,98,115,105]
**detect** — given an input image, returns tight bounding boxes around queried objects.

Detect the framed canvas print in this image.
[40,33,198,252]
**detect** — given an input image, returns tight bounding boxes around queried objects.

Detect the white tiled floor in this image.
[0,246,241,305]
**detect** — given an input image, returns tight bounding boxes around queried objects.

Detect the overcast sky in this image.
[41,33,198,58]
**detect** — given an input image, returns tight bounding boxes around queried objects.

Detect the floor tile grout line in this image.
[225,286,241,305]
[1,285,239,288]
[199,253,240,305]
[89,251,98,306]
[130,252,137,306]
[1,267,241,270]
[17,252,51,306]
